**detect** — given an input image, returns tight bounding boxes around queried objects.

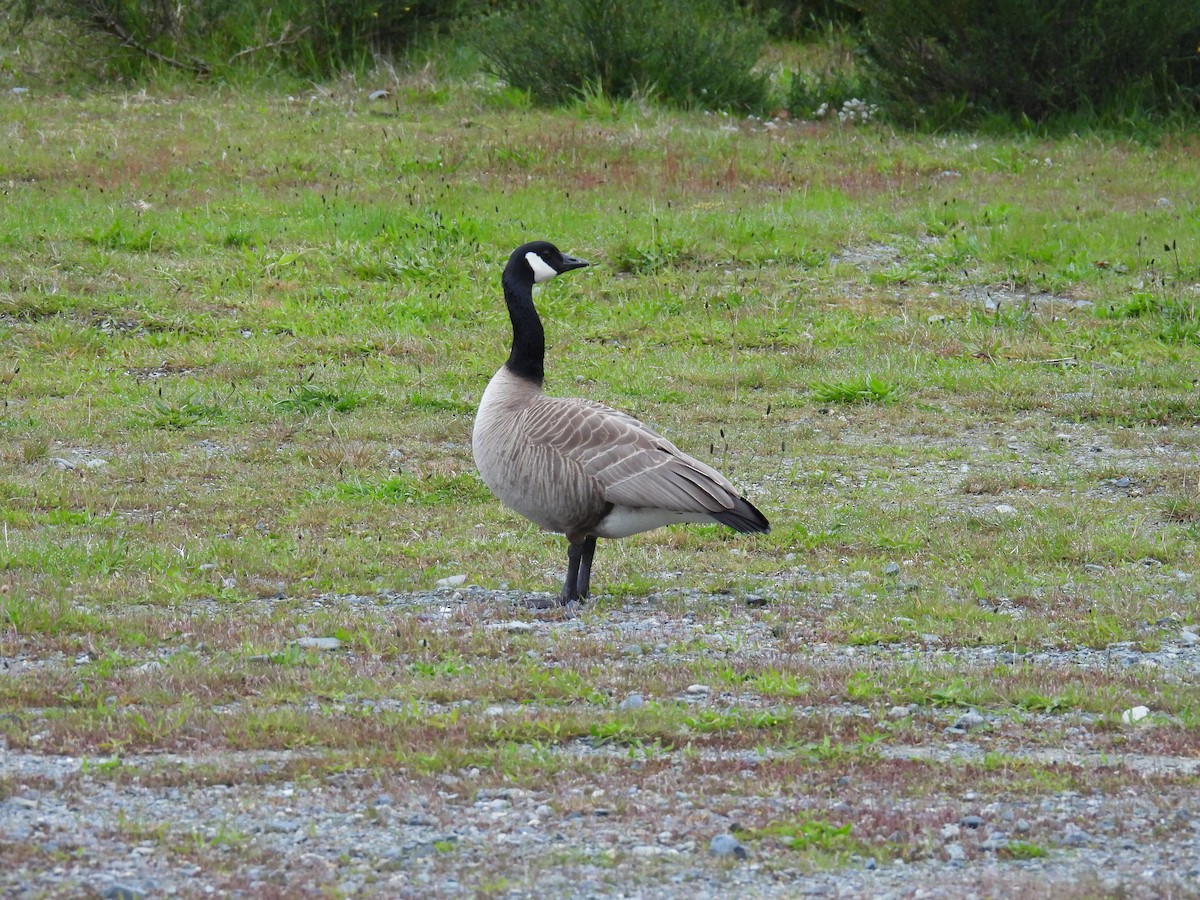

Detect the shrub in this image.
[742,0,861,39]
[472,0,770,112]
[855,0,1200,127]
[3,0,480,79]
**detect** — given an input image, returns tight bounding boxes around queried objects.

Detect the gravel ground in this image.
[4,587,1200,899]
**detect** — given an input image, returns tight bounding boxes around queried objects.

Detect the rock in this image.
[621,643,643,657]
[1061,824,1090,846]
[952,711,986,731]
[686,684,710,695]
[887,705,910,720]
[50,457,76,470]
[882,562,900,576]
[960,815,984,829]
[534,804,553,819]
[945,842,966,862]
[294,637,342,651]
[994,504,1018,516]
[1181,631,1199,646]
[618,693,645,711]
[745,594,769,608]
[368,89,390,100]
[981,834,1009,851]
[709,833,747,859]
[102,886,143,900]
[435,574,467,588]
[1121,705,1151,724]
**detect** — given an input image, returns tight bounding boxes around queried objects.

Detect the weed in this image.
[812,374,900,405]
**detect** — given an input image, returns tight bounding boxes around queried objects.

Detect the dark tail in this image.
[713,496,770,534]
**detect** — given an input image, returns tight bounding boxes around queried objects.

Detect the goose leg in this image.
[576,535,597,600]
[561,539,585,604]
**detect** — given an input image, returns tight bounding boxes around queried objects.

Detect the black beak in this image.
[559,254,590,273]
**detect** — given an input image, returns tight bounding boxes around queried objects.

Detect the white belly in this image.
[594,506,716,539]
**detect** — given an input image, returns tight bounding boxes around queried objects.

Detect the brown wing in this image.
[521,396,741,515]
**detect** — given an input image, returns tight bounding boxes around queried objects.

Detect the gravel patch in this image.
[3,585,1199,897]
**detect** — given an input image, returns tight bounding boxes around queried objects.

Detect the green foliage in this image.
[812,374,900,404]
[472,0,770,111]
[743,0,861,38]
[856,0,1200,127]
[6,0,479,78]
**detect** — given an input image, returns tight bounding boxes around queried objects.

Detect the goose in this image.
[472,240,770,605]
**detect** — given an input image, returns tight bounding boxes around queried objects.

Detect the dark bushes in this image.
[472,0,770,111]
[4,0,475,78]
[856,0,1200,126]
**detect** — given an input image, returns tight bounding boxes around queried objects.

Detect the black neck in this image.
[501,268,545,385]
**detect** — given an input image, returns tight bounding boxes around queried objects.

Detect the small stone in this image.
[621,643,643,657]
[686,684,710,695]
[294,637,342,651]
[618,693,645,711]
[940,823,960,840]
[945,842,966,863]
[960,815,984,829]
[1121,705,1151,724]
[864,857,877,870]
[980,835,1009,851]
[51,457,76,470]
[535,804,553,819]
[1014,818,1031,834]
[744,594,769,608]
[887,705,910,720]
[435,574,467,588]
[368,89,390,100]
[882,562,900,576]
[952,711,986,731]
[1112,476,1131,488]
[1181,631,1199,646]
[1061,824,1090,846]
[102,887,143,900]
[708,833,747,859]
[994,504,1018,516]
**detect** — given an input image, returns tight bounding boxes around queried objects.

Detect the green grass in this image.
[0,72,1198,897]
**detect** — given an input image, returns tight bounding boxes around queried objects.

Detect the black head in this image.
[505,241,590,286]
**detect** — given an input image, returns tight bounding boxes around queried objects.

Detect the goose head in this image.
[505,241,590,286]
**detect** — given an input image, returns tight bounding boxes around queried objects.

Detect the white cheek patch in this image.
[526,251,559,283]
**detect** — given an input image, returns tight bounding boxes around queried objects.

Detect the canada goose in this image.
[472,241,770,605]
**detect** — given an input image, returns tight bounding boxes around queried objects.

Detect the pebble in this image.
[945,842,966,862]
[708,833,747,859]
[1121,705,1151,725]
[994,504,1018,516]
[888,705,910,719]
[960,815,984,829]
[621,643,643,657]
[293,637,342,651]
[435,574,467,588]
[882,562,900,576]
[1061,824,1091,846]
[951,711,986,731]
[686,684,710,695]
[101,886,143,900]
[618,693,645,711]
[1181,631,1199,646]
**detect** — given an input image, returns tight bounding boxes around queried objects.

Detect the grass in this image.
[0,71,1198,896]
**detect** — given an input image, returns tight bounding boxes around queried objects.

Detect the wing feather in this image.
[520,395,741,515]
